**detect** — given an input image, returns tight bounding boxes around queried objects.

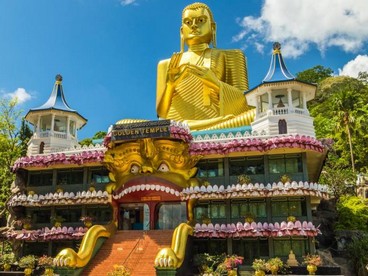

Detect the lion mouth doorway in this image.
[119,203,148,230]
[118,202,187,230]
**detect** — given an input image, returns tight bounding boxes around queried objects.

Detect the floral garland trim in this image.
[194,220,321,238]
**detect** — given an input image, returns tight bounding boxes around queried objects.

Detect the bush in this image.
[252,259,266,271]
[346,234,368,276]
[193,253,225,274]
[336,196,368,231]
[0,253,16,265]
[38,255,54,268]
[265,257,283,274]
[18,255,37,269]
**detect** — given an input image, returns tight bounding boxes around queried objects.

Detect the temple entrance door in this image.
[119,203,150,230]
[156,202,187,230]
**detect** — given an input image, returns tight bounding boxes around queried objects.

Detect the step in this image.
[83,230,173,276]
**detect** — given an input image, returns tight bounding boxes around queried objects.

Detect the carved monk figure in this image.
[156,2,253,130]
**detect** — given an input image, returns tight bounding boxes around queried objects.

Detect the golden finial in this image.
[55,74,63,84]
[273,42,281,54]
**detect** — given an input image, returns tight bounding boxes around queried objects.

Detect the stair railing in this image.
[122,231,147,272]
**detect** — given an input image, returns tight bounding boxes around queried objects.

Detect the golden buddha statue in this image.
[156,2,255,131]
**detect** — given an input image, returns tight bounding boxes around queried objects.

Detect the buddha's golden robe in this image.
[157,48,249,122]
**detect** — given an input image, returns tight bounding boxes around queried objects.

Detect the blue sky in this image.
[1,0,367,140]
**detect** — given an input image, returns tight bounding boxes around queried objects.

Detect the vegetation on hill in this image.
[298,66,368,275]
[0,99,32,210]
[79,131,107,146]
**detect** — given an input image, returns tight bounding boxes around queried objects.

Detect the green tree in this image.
[320,160,356,202]
[0,99,23,209]
[310,76,368,172]
[79,131,107,146]
[346,234,368,276]
[79,138,92,147]
[19,118,33,157]
[336,196,368,231]
[93,131,107,140]
[357,71,368,84]
[296,65,333,84]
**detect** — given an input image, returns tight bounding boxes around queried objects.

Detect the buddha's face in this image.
[181,7,212,46]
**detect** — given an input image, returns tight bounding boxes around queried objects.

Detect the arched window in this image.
[39,142,45,154]
[278,119,287,134]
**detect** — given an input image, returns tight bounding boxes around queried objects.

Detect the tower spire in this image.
[24,75,87,155]
[263,42,295,82]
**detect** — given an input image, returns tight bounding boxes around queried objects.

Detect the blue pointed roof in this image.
[262,42,295,82]
[25,74,87,127]
[31,74,78,113]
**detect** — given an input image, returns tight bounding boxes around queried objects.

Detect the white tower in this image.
[245,43,316,137]
[25,75,87,155]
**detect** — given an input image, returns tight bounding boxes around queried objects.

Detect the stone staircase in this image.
[82,230,174,276]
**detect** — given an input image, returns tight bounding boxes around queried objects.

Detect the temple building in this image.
[5,3,330,276]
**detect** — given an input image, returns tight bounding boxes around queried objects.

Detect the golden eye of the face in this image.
[130,164,140,174]
[158,163,170,172]
[197,16,206,24]
[184,19,192,26]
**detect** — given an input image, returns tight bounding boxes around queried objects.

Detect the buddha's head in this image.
[181,2,216,51]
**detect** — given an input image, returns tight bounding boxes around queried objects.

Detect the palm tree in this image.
[323,77,368,173]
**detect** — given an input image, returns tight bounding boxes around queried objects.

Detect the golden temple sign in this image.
[112,120,171,141]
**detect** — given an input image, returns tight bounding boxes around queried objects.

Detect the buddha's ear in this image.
[180,27,184,53]
[211,22,216,32]
[211,23,217,48]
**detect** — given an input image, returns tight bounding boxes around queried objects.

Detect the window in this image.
[229,157,264,176]
[55,206,82,223]
[90,167,110,184]
[231,200,266,220]
[260,93,269,113]
[292,90,302,108]
[157,203,187,230]
[29,171,53,187]
[271,197,306,218]
[86,206,112,223]
[278,119,287,134]
[193,239,227,256]
[273,238,308,258]
[229,158,246,176]
[232,239,269,265]
[57,169,84,185]
[40,115,52,131]
[196,159,224,178]
[30,208,51,224]
[69,120,76,136]
[268,154,302,174]
[24,242,48,256]
[194,203,209,222]
[39,142,45,154]
[54,116,67,132]
[210,202,226,219]
[194,201,227,222]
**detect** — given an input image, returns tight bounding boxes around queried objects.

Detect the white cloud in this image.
[120,0,137,6]
[339,55,368,77]
[234,0,368,58]
[4,88,32,104]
